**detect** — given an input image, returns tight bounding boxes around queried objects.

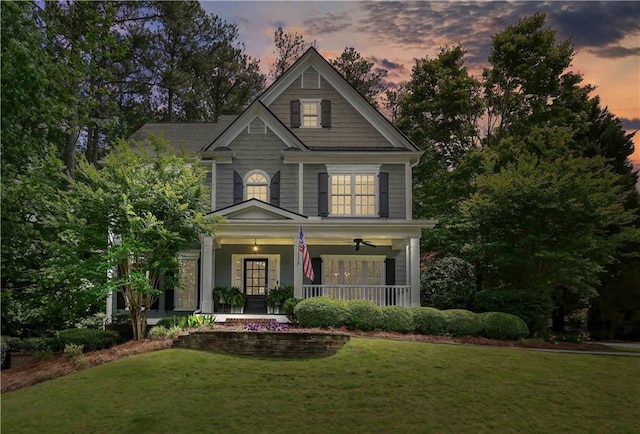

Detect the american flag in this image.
[299,226,315,282]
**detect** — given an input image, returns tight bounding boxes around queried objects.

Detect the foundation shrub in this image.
[295,297,348,328]
[346,300,383,331]
[441,309,483,337]
[283,297,301,324]
[479,312,530,340]
[380,306,414,333]
[57,328,120,351]
[411,307,447,335]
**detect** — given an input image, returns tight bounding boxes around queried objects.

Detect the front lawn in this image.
[2,338,638,433]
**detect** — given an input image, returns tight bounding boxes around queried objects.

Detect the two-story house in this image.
[106,47,436,323]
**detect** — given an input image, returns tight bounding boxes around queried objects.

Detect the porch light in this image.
[253,239,258,252]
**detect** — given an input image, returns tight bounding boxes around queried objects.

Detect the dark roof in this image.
[306,146,402,151]
[129,117,238,154]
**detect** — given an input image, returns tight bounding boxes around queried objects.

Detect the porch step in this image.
[214,314,290,324]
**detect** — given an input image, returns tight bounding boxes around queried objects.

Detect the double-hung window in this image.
[327,165,380,217]
[301,99,320,128]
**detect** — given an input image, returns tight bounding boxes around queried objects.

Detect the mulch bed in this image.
[1,327,613,394]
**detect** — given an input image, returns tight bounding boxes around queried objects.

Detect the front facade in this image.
[107,48,436,321]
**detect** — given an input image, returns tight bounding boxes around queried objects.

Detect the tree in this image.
[420,256,476,310]
[1,1,102,336]
[330,47,388,107]
[395,46,483,219]
[134,1,264,122]
[71,137,220,339]
[444,139,639,312]
[482,13,585,143]
[269,26,315,80]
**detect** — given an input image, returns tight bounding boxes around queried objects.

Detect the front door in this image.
[244,259,268,314]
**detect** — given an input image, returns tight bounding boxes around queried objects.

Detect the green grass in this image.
[2,338,638,433]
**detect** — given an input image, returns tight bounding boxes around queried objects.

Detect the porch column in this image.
[409,237,421,307]
[200,235,214,313]
[293,235,303,299]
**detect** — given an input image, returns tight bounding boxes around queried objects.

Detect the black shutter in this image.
[321,100,331,127]
[379,172,389,217]
[385,258,396,285]
[290,100,301,128]
[385,258,396,306]
[233,171,243,204]
[311,258,322,285]
[270,171,281,207]
[116,291,125,310]
[318,172,328,217]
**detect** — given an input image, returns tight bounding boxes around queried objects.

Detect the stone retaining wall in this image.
[172,330,350,358]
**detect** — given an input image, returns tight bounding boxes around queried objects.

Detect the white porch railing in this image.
[303,285,412,307]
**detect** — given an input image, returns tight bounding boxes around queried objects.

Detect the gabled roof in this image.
[129,117,237,154]
[201,100,307,153]
[210,198,308,221]
[258,47,421,152]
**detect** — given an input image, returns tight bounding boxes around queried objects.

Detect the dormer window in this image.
[245,170,269,201]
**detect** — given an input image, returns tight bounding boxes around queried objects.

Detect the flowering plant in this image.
[244,320,289,332]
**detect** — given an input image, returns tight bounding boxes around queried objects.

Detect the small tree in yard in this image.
[73,136,219,340]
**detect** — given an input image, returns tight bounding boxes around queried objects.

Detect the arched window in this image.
[245,170,269,201]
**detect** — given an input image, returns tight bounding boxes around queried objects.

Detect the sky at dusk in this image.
[201,1,640,164]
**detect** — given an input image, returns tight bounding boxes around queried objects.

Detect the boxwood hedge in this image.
[479,312,529,340]
[346,300,383,331]
[294,297,348,328]
[380,306,414,334]
[441,309,483,337]
[411,307,447,335]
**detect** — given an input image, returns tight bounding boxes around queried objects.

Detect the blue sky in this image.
[201,1,640,162]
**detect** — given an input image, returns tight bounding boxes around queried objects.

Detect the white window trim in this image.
[326,164,381,217]
[300,99,321,129]
[175,251,200,311]
[320,255,386,285]
[243,169,270,201]
[231,254,281,291]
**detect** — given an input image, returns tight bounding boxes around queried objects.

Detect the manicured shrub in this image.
[411,307,447,335]
[346,300,383,331]
[283,297,301,324]
[479,312,529,340]
[380,306,414,334]
[19,336,63,353]
[441,309,483,337]
[57,328,120,351]
[474,289,552,336]
[295,297,348,328]
[106,314,133,341]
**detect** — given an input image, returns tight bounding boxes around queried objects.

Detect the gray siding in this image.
[216,127,298,211]
[393,249,407,285]
[268,76,392,149]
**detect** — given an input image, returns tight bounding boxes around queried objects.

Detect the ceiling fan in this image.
[353,238,376,251]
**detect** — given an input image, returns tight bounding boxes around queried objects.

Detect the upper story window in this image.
[302,100,320,128]
[245,170,269,201]
[331,174,376,216]
[326,164,380,217]
[290,99,331,128]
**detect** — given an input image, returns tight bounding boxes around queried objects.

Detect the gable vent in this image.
[301,66,321,89]
[248,117,267,134]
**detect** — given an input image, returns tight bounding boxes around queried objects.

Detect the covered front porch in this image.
[195,200,435,315]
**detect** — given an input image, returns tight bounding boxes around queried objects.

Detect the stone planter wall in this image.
[172,330,349,358]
